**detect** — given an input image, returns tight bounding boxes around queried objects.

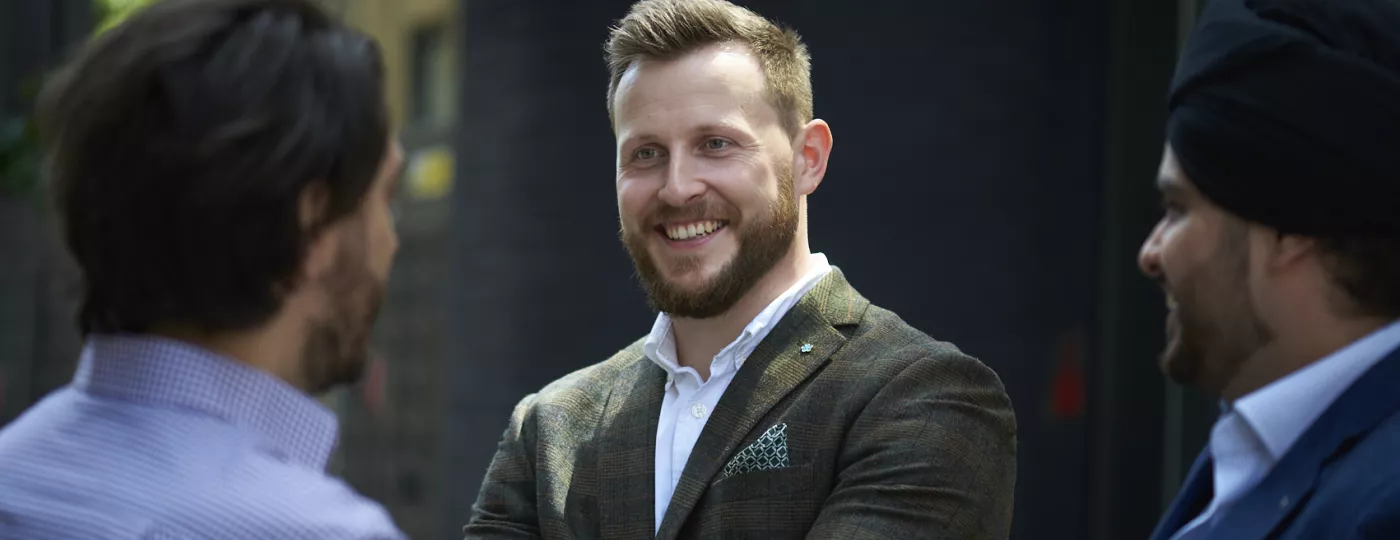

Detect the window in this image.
[409,23,456,128]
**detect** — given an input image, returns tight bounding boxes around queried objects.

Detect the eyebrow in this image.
[694,121,747,134]
[1156,175,1186,195]
[619,120,752,146]
[621,133,659,147]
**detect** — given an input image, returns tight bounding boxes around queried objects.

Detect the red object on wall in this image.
[1050,330,1085,420]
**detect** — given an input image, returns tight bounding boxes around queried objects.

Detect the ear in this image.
[298,182,337,282]
[792,119,833,197]
[1261,228,1317,272]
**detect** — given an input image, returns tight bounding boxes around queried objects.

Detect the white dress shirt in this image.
[643,253,832,532]
[1172,318,1400,540]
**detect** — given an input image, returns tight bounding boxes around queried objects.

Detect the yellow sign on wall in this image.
[407,145,454,201]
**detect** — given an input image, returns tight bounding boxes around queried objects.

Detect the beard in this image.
[300,224,386,394]
[621,165,799,319]
[1159,222,1272,393]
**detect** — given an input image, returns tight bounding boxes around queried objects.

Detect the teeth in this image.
[665,220,723,240]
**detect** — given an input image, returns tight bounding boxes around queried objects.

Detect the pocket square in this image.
[723,423,790,478]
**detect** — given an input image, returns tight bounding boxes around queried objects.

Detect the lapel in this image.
[654,268,869,539]
[596,345,667,540]
[1150,450,1214,540]
[1210,345,1400,539]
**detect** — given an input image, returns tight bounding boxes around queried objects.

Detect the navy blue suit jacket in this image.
[1150,347,1400,540]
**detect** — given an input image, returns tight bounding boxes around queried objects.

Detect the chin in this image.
[1161,334,1213,388]
[653,252,731,281]
[656,272,717,297]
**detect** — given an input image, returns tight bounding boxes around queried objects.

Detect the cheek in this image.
[616,179,654,224]
[705,170,770,211]
[370,206,397,273]
[1156,226,1199,285]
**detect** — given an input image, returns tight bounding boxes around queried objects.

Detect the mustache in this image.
[643,199,735,226]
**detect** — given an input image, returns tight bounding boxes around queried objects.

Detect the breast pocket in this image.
[707,463,815,502]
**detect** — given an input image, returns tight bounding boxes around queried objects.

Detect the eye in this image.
[1162,199,1186,219]
[634,147,661,161]
[703,138,730,150]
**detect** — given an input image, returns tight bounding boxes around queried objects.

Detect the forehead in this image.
[1158,145,1201,196]
[613,44,776,134]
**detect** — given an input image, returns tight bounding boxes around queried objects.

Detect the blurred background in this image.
[0,0,1223,538]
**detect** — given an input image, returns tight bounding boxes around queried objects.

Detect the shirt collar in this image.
[73,334,340,470]
[643,253,833,381]
[1234,318,1400,459]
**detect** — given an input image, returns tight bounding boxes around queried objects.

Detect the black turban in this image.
[1168,0,1400,237]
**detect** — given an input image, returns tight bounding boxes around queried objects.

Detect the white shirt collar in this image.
[1234,318,1400,460]
[643,253,833,381]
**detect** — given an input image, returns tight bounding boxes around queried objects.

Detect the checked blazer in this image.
[464,268,1017,539]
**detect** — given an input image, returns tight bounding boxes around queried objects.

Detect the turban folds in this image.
[1167,0,1400,237]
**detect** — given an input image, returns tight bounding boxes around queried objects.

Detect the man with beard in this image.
[1142,0,1400,538]
[464,1,1016,538]
[0,0,405,538]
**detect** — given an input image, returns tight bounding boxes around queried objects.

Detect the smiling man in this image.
[1142,0,1400,539]
[463,1,1015,539]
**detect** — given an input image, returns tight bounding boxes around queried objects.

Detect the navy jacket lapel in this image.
[1210,346,1400,538]
[1151,450,1214,540]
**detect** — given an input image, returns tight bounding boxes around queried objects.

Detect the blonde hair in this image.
[605,0,813,136]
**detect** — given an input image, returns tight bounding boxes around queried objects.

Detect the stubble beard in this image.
[300,225,385,395]
[1159,223,1272,395]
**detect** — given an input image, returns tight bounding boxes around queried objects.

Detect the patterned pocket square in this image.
[723,423,790,478]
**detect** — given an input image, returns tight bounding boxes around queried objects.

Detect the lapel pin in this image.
[800,343,814,354]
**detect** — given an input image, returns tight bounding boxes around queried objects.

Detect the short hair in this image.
[37,0,389,335]
[604,0,813,136]
[1318,237,1400,319]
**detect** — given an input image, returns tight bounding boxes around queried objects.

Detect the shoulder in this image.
[511,336,649,416]
[0,394,403,539]
[840,303,1009,399]
[156,461,403,539]
[1356,482,1400,537]
[1293,410,1400,537]
[1326,408,1400,491]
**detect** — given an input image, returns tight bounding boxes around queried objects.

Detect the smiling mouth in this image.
[656,219,728,241]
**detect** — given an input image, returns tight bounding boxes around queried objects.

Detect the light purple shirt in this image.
[0,334,405,539]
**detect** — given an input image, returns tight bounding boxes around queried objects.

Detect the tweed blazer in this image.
[464,268,1017,539]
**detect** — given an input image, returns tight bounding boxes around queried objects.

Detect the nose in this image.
[1138,221,1165,278]
[657,154,706,207]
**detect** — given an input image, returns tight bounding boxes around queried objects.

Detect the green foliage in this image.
[95,0,161,35]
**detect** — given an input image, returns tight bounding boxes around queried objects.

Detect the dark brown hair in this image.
[1318,237,1400,319]
[39,0,389,335]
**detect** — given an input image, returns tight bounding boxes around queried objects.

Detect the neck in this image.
[150,313,308,391]
[671,245,813,379]
[1221,315,1396,401]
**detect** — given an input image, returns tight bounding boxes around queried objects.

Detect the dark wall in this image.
[444,2,654,535]
[0,0,90,428]
[768,1,1111,538]
[0,0,91,118]
[1090,0,1183,536]
[446,1,1175,538]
